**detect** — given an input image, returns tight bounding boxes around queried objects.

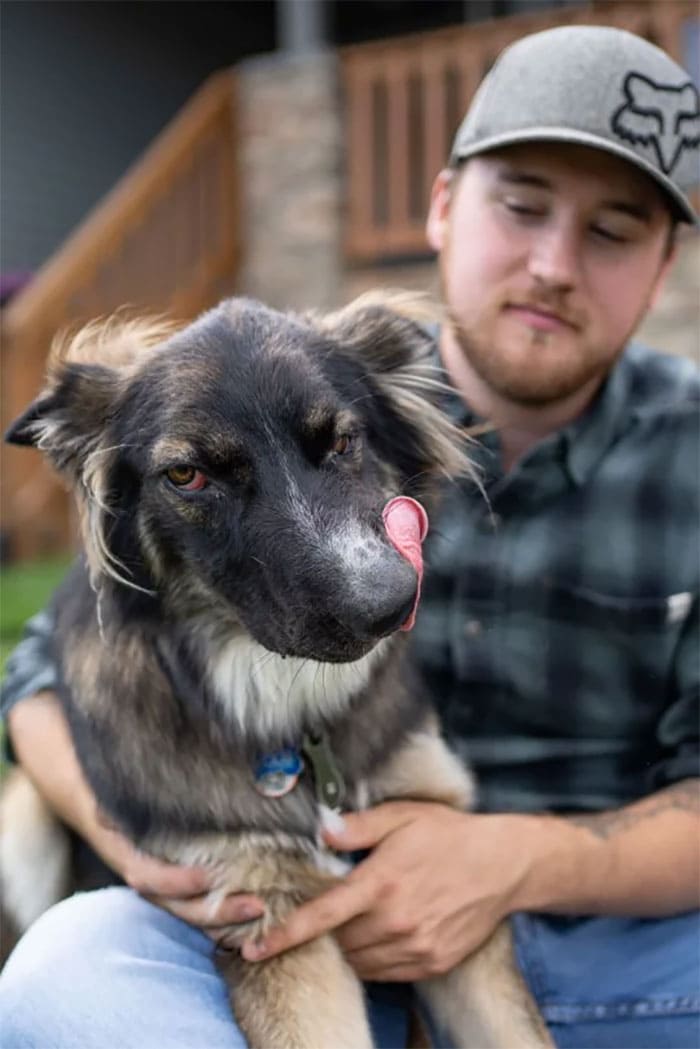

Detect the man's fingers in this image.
[241,878,374,961]
[123,853,212,898]
[149,891,266,928]
[322,802,417,851]
[345,937,452,983]
[334,910,398,955]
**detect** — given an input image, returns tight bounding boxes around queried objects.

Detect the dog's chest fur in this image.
[54,564,430,851]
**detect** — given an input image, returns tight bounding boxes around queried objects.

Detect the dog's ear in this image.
[314,291,441,375]
[313,292,472,486]
[5,362,121,478]
[6,314,176,477]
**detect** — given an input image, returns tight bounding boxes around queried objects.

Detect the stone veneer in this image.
[237,49,343,312]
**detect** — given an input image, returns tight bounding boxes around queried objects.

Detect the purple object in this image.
[0,271,33,307]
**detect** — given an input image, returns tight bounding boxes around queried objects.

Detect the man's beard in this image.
[447,308,617,408]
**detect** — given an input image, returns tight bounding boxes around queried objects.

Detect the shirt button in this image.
[464,619,482,637]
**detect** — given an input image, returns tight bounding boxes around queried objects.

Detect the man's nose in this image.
[527,223,580,290]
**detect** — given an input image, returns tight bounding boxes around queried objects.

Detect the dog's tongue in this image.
[382,497,429,631]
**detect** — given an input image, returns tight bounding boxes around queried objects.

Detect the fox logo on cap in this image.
[612,73,700,175]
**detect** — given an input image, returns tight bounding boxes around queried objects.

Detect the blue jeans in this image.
[1,888,698,1048]
[511,911,700,1049]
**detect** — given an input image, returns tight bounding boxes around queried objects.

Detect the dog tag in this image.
[254,749,303,799]
[302,733,346,810]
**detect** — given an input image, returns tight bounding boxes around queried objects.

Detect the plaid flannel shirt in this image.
[411,341,700,813]
[2,343,699,815]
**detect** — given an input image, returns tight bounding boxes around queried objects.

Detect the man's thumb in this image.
[320,802,412,850]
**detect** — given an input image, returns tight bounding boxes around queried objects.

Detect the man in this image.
[1,24,698,1049]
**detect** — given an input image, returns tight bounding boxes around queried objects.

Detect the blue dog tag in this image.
[254,748,304,798]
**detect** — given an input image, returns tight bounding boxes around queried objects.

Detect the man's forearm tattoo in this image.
[567,779,700,841]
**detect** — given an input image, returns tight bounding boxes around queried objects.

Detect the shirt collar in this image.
[559,349,635,487]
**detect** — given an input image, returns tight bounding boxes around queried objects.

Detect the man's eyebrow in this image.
[496,170,652,222]
[496,170,551,190]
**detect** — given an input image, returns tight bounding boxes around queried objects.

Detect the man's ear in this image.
[5,362,121,478]
[426,169,454,253]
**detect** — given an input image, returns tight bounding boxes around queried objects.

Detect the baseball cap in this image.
[450,25,700,223]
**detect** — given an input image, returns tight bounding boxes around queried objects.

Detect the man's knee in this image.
[0,887,247,1048]
[4,887,161,967]
[1,891,136,1027]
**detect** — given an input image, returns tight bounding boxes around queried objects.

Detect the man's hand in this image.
[87,809,266,940]
[242,801,534,982]
[241,782,700,980]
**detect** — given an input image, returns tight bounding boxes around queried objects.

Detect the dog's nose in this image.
[337,559,418,640]
[365,589,418,637]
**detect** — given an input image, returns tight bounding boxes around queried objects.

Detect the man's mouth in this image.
[504,303,578,333]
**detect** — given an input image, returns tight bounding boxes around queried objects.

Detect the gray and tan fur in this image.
[2,294,550,1048]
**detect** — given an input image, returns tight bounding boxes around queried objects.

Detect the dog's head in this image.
[7,295,470,662]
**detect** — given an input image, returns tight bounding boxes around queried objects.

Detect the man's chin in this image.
[475,353,605,406]
[450,317,617,406]
[489,359,603,405]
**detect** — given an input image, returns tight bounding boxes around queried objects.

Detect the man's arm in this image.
[241,785,699,981]
[6,691,264,934]
[533,780,700,914]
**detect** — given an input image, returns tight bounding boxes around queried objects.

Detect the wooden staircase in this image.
[1,69,241,561]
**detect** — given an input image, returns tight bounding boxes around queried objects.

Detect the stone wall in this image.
[636,232,699,362]
[238,49,699,362]
[237,50,344,312]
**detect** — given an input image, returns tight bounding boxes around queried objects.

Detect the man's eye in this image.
[591,225,628,244]
[504,199,542,218]
[166,465,208,491]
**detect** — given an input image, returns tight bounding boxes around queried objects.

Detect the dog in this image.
[1,293,551,1048]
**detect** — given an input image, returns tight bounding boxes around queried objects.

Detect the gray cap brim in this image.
[452,127,698,226]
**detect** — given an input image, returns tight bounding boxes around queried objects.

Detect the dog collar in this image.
[302,732,346,810]
[253,732,345,810]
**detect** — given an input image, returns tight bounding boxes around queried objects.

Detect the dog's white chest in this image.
[208,634,389,739]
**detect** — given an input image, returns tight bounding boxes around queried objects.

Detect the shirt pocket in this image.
[501,584,693,733]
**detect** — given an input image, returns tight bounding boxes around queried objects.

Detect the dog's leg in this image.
[369,729,551,1047]
[218,934,374,1049]
[0,767,71,932]
[418,922,553,1049]
[206,879,374,1049]
[367,712,475,811]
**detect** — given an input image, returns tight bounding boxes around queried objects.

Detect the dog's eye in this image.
[332,434,355,457]
[166,465,208,491]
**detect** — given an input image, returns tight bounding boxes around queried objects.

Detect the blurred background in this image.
[1,0,698,659]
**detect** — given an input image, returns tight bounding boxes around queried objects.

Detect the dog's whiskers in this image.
[249,649,277,684]
[288,656,311,700]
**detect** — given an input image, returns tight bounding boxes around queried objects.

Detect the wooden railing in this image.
[1,68,241,561]
[341,0,699,262]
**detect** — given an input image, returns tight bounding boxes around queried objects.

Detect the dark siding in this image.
[0,1,274,273]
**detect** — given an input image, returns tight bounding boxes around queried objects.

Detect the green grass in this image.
[0,557,72,673]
